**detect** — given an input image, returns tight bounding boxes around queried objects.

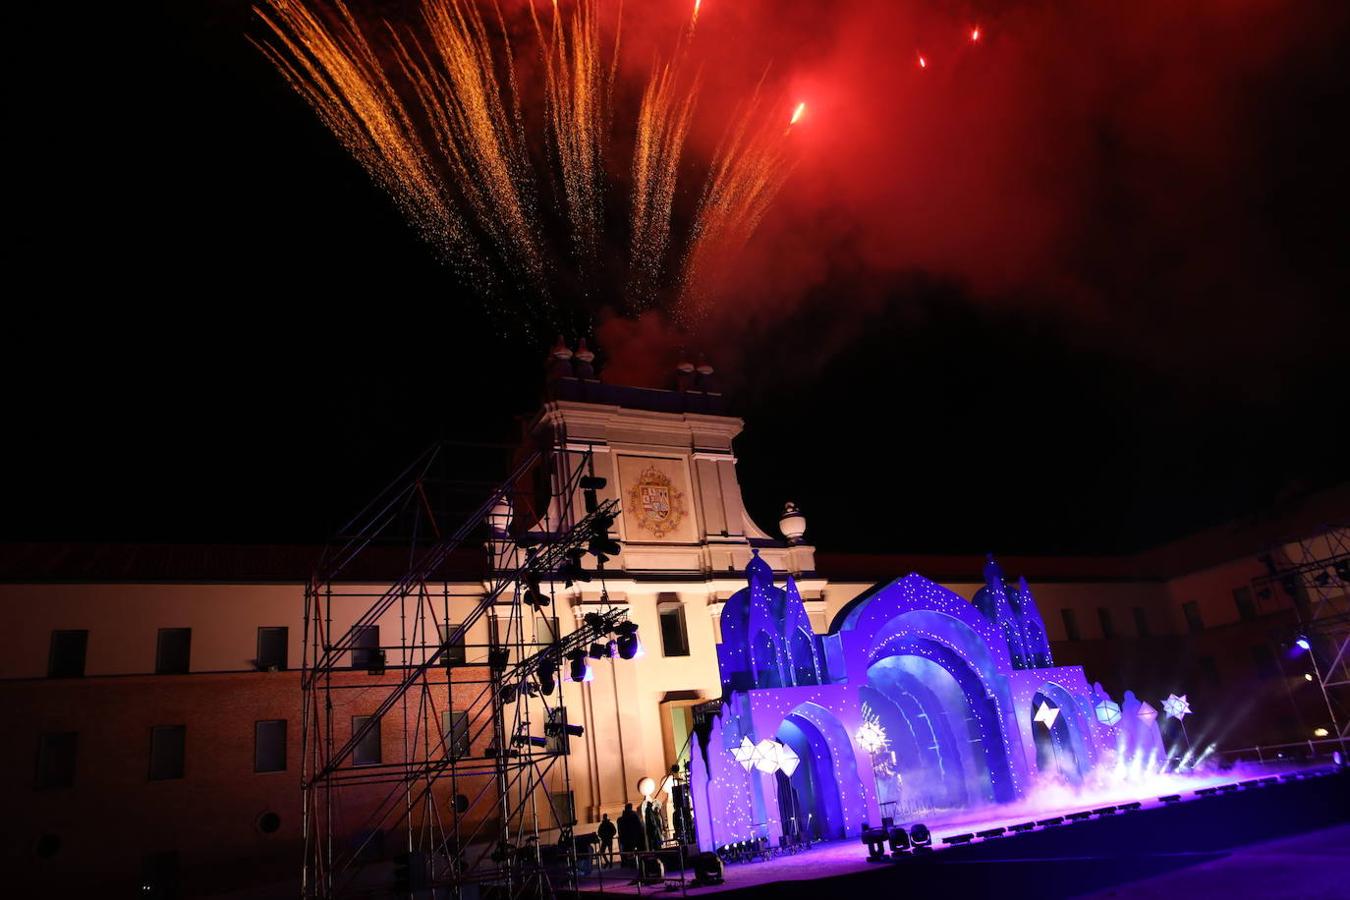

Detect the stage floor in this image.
[575,763,1330,897]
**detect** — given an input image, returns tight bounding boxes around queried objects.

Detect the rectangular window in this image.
[1096,607,1116,640]
[1060,609,1081,642]
[255,719,287,773]
[257,627,288,671]
[1233,587,1256,622]
[353,716,381,766]
[439,623,467,666]
[149,725,186,781]
[1132,606,1151,638]
[1182,601,1205,633]
[155,628,192,675]
[1197,655,1220,688]
[351,625,380,670]
[36,732,78,789]
[48,629,88,678]
[443,710,470,759]
[1251,643,1280,680]
[659,599,690,657]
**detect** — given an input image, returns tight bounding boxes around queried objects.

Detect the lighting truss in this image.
[1251,524,1350,754]
[300,441,624,899]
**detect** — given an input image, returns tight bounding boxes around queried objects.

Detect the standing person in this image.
[596,814,616,868]
[643,801,663,852]
[617,803,642,867]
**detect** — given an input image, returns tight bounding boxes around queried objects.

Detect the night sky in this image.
[7,1,1347,555]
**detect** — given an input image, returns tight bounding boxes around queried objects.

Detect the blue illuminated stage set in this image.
[689,553,1168,852]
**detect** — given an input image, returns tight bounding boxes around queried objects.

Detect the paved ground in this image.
[1081,823,1350,900]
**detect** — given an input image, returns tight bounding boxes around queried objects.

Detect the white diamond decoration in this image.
[1094,698,1122,726]
[1034,701,1060,729]
[732,736,756,771]
[775,742,801,777]
[753,739,780,773]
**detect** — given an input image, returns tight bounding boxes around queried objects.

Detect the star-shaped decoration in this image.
[753,739,781,773]
[1034,700,1060,729]
[1136,700,1158,723]
[1094,698,1122,726]
[1162,694,1192,721]
[731,736,756,771]
[775,742,801,777]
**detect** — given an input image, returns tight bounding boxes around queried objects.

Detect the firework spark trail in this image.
[678,85,797,323]
[256,0,803,326]
[399,0,543,284]
[253,0,461,249]
[626,41,700,308]
[532,0,613,278]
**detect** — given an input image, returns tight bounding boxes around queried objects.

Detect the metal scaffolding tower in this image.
[301,441,625,898]
[1252,524,1350,754]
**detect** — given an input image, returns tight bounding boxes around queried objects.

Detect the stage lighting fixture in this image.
[1306,673,1315,681]
[539,661,557,695]
[976,827,1006,838]
[580,475,607,513]
[523,573,549,609]
[1314,727,1329,737]
[1092,807,1117,816]
[1296,637,1311,651]
[567,650,589,682]
[693,852,724,885]
[860,826,888,861]
[500,684,518,704]
[1315,570,1332,587]
[588,533,622,565]
[1009,822,1036,833]
[587,642,609,660]
[1119,801,1142,811]
[943,834,974,845]
[489,648,509,670]
[1335,560,1350,582]
[511,733,548,748]
[1160,794,1183,804]
[909,823,931,847]
[1195,787,1219,796]
[615,621,640,659]
[887,826,911,855]
[559,548,590,587]
[1065,812,1092,822]
[544,721,585,739]
[638,855,665,884]
[1037,817,1064,827]
[583,612,607,631]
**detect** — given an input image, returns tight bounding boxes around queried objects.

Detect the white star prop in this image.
[1162,694,1192,721]
[1136,700,1158,723]
[753,739,780,773]
[775,742,801,777]
[1094,698,1122,726]
[1034,701,1060,729]
[732,737,756,771]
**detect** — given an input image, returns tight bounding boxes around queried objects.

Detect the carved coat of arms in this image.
[627,465,686,539]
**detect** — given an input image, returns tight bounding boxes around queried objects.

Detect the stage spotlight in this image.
[583,612,607,631]
[511,733,548,748]
[580,475,606,513]
[909,823,931,847]
[544,721,585,739]
[638,855,665,885]
[1296,637,1311,651]
[976,827,1006,838]
[567,650,589,682]
[860,825,888,861]
[539,661,557,695]
[1009,822,1036,833]
[587,642,609,660]
[887,826,911,856]
[559,548,590,587]
[943,833,974,845]
[1037,816,1064,826]
[522,573,548,609]
[615,621,640,659]
[693,852,724,885]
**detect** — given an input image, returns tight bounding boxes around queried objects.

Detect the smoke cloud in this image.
[601,0,1348,388]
